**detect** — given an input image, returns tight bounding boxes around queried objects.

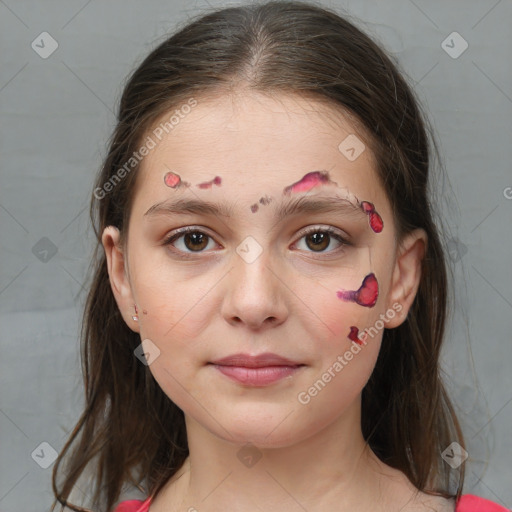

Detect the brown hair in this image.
[52,2,465,510]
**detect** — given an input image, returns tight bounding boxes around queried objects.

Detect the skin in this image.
[102,90,453,511]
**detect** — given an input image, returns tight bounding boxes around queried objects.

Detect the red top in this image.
[113,494,509,511]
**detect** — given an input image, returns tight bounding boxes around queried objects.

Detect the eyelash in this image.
[162,225,350,259]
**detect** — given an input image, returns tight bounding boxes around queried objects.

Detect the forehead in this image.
[133,91,381,206]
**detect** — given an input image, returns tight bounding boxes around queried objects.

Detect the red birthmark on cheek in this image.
[348,326,367,345]
[336,272,379,307]
[283,171,337,195]
[196,176,222,189]
[360,201,383,233]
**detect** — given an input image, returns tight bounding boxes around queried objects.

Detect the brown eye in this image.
[182,232,209,251]
[163,228,215,254]
[305,231,330,252]
[295,227,348,255]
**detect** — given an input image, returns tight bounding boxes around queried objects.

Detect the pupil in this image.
[307,232,328,251]
[185,232,207,251]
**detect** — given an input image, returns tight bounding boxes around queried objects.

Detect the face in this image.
[103,91,425,448]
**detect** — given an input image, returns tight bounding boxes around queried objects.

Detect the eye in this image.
[294,226,349,254]
[162,225,349,258]
[163,227,217,255]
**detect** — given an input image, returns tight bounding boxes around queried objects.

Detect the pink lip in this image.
[209,353,305,386]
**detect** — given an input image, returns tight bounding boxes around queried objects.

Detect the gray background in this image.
[1,0,511,510]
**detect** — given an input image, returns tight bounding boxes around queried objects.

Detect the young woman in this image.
[51,2,508,511]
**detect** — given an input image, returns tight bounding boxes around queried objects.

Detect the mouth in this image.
[208,352,306,386]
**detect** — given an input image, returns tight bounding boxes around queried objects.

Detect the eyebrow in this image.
[144,194,366,223]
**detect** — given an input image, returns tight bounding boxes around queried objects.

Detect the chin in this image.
[200,407,325,450]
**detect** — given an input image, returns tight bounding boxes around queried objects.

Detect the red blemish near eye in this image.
[283,171,335,195]
[348,326,367,345]
[336,272,379,307]
[197,176,222,189]
[164,172,181,188]
[360,201,383,233]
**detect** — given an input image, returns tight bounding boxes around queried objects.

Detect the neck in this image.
[152,400,416,512]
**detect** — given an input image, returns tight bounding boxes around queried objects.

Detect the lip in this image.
[209,352,305,386]
[210,352,302,367]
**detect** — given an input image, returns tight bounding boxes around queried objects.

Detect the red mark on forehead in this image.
[283,171,337,195]
[164,171,181,188]
[283,173,382,234]
[337,272,379,307]
[164,171,192,189]
[250,195,273,213]
[360,201,383,233]
[197,176,222,189]
[348,326,368,345]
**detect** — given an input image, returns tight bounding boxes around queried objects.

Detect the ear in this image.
[385,228,427,329]
[101,226,140,333]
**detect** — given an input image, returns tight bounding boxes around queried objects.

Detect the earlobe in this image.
[385,228,427,329]
[101,226,140,333]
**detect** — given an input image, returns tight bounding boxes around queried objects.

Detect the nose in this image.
[221,249,289,331]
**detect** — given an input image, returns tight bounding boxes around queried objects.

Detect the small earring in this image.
[132,304,139,322]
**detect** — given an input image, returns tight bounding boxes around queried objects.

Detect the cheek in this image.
[320,299,366,340]
[129,257,220,351]
[136,286,213,344]
[296,328,382,431]
[299,280,384,402]
[319,269,380,340]
[130,270,215,408]
[319,297,383,363]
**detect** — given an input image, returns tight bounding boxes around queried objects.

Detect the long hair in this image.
[52,2,465,510]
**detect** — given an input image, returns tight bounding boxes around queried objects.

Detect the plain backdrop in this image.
[0,0,511,510]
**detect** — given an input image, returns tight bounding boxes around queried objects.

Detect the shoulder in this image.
[456,494,510,512]
[113,496,152,512]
